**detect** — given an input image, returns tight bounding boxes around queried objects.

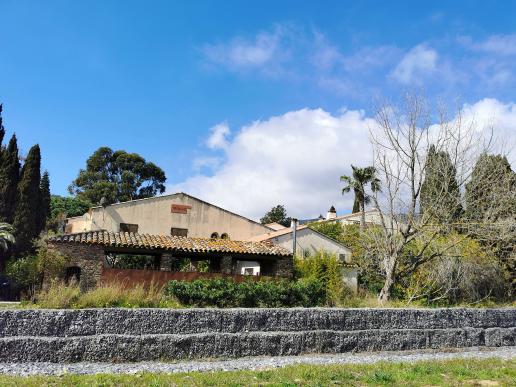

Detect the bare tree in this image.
[366,93,513,302]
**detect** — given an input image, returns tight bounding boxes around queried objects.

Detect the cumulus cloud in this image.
[390,44,438,84]
[206,122,231,150]
[170,108,375,220]
[170,99,516,221]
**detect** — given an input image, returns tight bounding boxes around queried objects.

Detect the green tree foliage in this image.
[420,145,462,222]
[12,145,42,255]
[464,153,516,293]
[68,147,166,205]
[50,195,92,219]
[37,171,51,232]
[294,251,344,306]
[340,165,381,231]
[309,221,345,241]
[465,153,516,222]
[0,223,15,253]
[260,204,291,227]
[6,240,66,297]
[404,233,507,305]
[0,135,20,224]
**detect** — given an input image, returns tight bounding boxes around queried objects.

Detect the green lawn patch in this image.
[0,358,514,386]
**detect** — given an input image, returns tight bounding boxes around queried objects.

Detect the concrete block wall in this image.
[0,308,514,362]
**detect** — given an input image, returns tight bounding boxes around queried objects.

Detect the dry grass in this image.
[33,281,180,309]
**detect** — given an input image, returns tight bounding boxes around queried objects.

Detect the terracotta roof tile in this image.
[48,231,291,257]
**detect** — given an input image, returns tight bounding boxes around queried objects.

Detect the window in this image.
[120,223,138,233]
[65,266,81,284]
[171,228,188,237]
[220,233,230,240]
[210,232,219,239]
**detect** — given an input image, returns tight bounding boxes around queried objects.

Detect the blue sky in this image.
[1,1,515,219]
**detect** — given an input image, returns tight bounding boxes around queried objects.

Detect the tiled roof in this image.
[247,225,309,242]
[48,231,291,257]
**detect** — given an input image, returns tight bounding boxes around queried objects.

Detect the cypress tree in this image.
[0,104,5,151]
[420,145,462,222]
[465,153,516,221]
[13,145,41,255]
[38,171,51,233]
[0,135,21,223]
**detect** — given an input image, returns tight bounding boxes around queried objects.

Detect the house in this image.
[64,193,272,241]
[47,231,293,291]
[248,224,352,262]
[247,223,358,292]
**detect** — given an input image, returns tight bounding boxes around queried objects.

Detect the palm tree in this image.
[340,165,381,231]
[0,222,15,272]
[0,223,15,253]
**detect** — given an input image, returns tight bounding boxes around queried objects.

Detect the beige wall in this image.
[269,228,352,262]
[66,193,270,240]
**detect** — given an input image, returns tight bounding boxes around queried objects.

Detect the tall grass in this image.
[34,281,180,309]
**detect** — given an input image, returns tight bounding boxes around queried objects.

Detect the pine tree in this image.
[38,171,51,233]
[0,135,21,223]
[13,145,41,255]
[420,145,462,222]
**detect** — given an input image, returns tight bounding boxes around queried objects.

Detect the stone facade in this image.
[47,243,104,292]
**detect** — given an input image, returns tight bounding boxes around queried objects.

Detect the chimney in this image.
[291,218,298,256]
[326,205,337,220]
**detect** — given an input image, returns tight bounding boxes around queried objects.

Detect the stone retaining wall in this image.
[0,308,514,362]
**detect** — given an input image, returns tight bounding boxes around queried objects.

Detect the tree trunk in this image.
[360,201,366,232]
[378,267,395,303]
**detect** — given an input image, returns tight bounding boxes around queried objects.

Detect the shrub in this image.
[405,234,508,305]
[294,251,344,306]
[6,255,40,298]
[6,239,66,299]
[165,277,326,308]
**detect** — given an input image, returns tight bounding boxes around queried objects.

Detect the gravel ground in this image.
[0,347,513,376]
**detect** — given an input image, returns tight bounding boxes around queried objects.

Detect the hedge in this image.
[164,277,326,307]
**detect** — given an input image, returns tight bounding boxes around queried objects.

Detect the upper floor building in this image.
[65,192,272,240]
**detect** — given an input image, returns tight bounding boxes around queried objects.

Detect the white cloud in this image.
[171,99,516,221]
[391,44,438,84]
[206,122,231,150]
[170,108,375,220]
[460,98,516,162]
[201,27,287,71]
[462,34,516,56]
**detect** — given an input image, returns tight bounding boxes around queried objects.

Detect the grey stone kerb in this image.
[0,308,514,363]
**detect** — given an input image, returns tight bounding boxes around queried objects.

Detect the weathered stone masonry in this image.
[0,308,513,362]
[47,243,104,291]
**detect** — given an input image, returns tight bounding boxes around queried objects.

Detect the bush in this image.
[5,255,40,298]
[294,251,344,306]
[6,239,66,299]
[405,234,508,305]
[165,277,326,308]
